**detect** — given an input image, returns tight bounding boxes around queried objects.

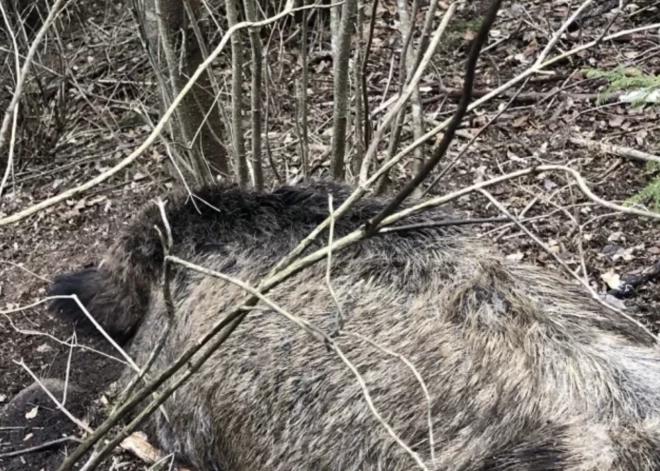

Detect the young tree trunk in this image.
[244,0,263,190]
[138,0,229,185]
[329,0,358,180]
[225,0,248,187]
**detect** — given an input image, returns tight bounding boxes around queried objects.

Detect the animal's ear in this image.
[47,267,144,342]
[48,267,102,323]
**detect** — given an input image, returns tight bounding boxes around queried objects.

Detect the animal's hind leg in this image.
[0,379,89,471]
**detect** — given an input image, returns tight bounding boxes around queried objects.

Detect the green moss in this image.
[624,162,660,211]
[586,67,660,211]
[626,176,660,211]
[445,16,484,47]
[455,17,483,34]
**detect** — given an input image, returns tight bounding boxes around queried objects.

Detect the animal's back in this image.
[50,181,660,471]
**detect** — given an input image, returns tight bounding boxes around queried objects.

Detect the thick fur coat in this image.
[48,181,660,470]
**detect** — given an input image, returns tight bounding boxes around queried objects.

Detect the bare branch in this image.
[357,3,455,183]
[569,136,660,165]
[533,0,595,67]
[0,0,68,196]
[1,300,127,364]
[423,77,531,197]
[366,0,504,232]
[14,360,92,434]
[360,0,379,147]
[0,259,51,283]
[299,6,310,181]
[0,437,82,459]
[0,0,21,198]
[325,195,344,333]
[47,295,141,372]
[226,0,248,186]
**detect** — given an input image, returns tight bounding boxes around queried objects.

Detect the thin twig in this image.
[15,360,92,434]
[378,0,429,191]
[345,331,436,465]
[1,302,127,365]
[534,0,595,67]
[358,3,456,183]
[0,0,68,197]
[63,331,75,405]
[0,436,82,458]
[569,136,660,165]
[595,0,624,42]
[423,77,530,197]
[351,3,365,179]
[366,0,503,232]
[478,189,658,344]
[325,195,344,333]
[360,0,379,146]
[379,216,509,233]
[0,259,51,283]
[47,295,141,372]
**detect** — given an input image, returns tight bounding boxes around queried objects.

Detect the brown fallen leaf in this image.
[609,115,625,128]
[120,432,192,471]
[25,406,39,420]
[601,270,623,290]
[506,252,524,261]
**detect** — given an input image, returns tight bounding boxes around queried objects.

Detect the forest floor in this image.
[1,0,659,469]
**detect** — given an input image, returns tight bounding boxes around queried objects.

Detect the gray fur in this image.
[47,180,660,470]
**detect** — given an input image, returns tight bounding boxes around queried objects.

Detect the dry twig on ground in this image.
[0,0,68,197]
[569,136,660,165]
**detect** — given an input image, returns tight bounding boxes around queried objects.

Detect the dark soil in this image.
[0,184,152,470]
